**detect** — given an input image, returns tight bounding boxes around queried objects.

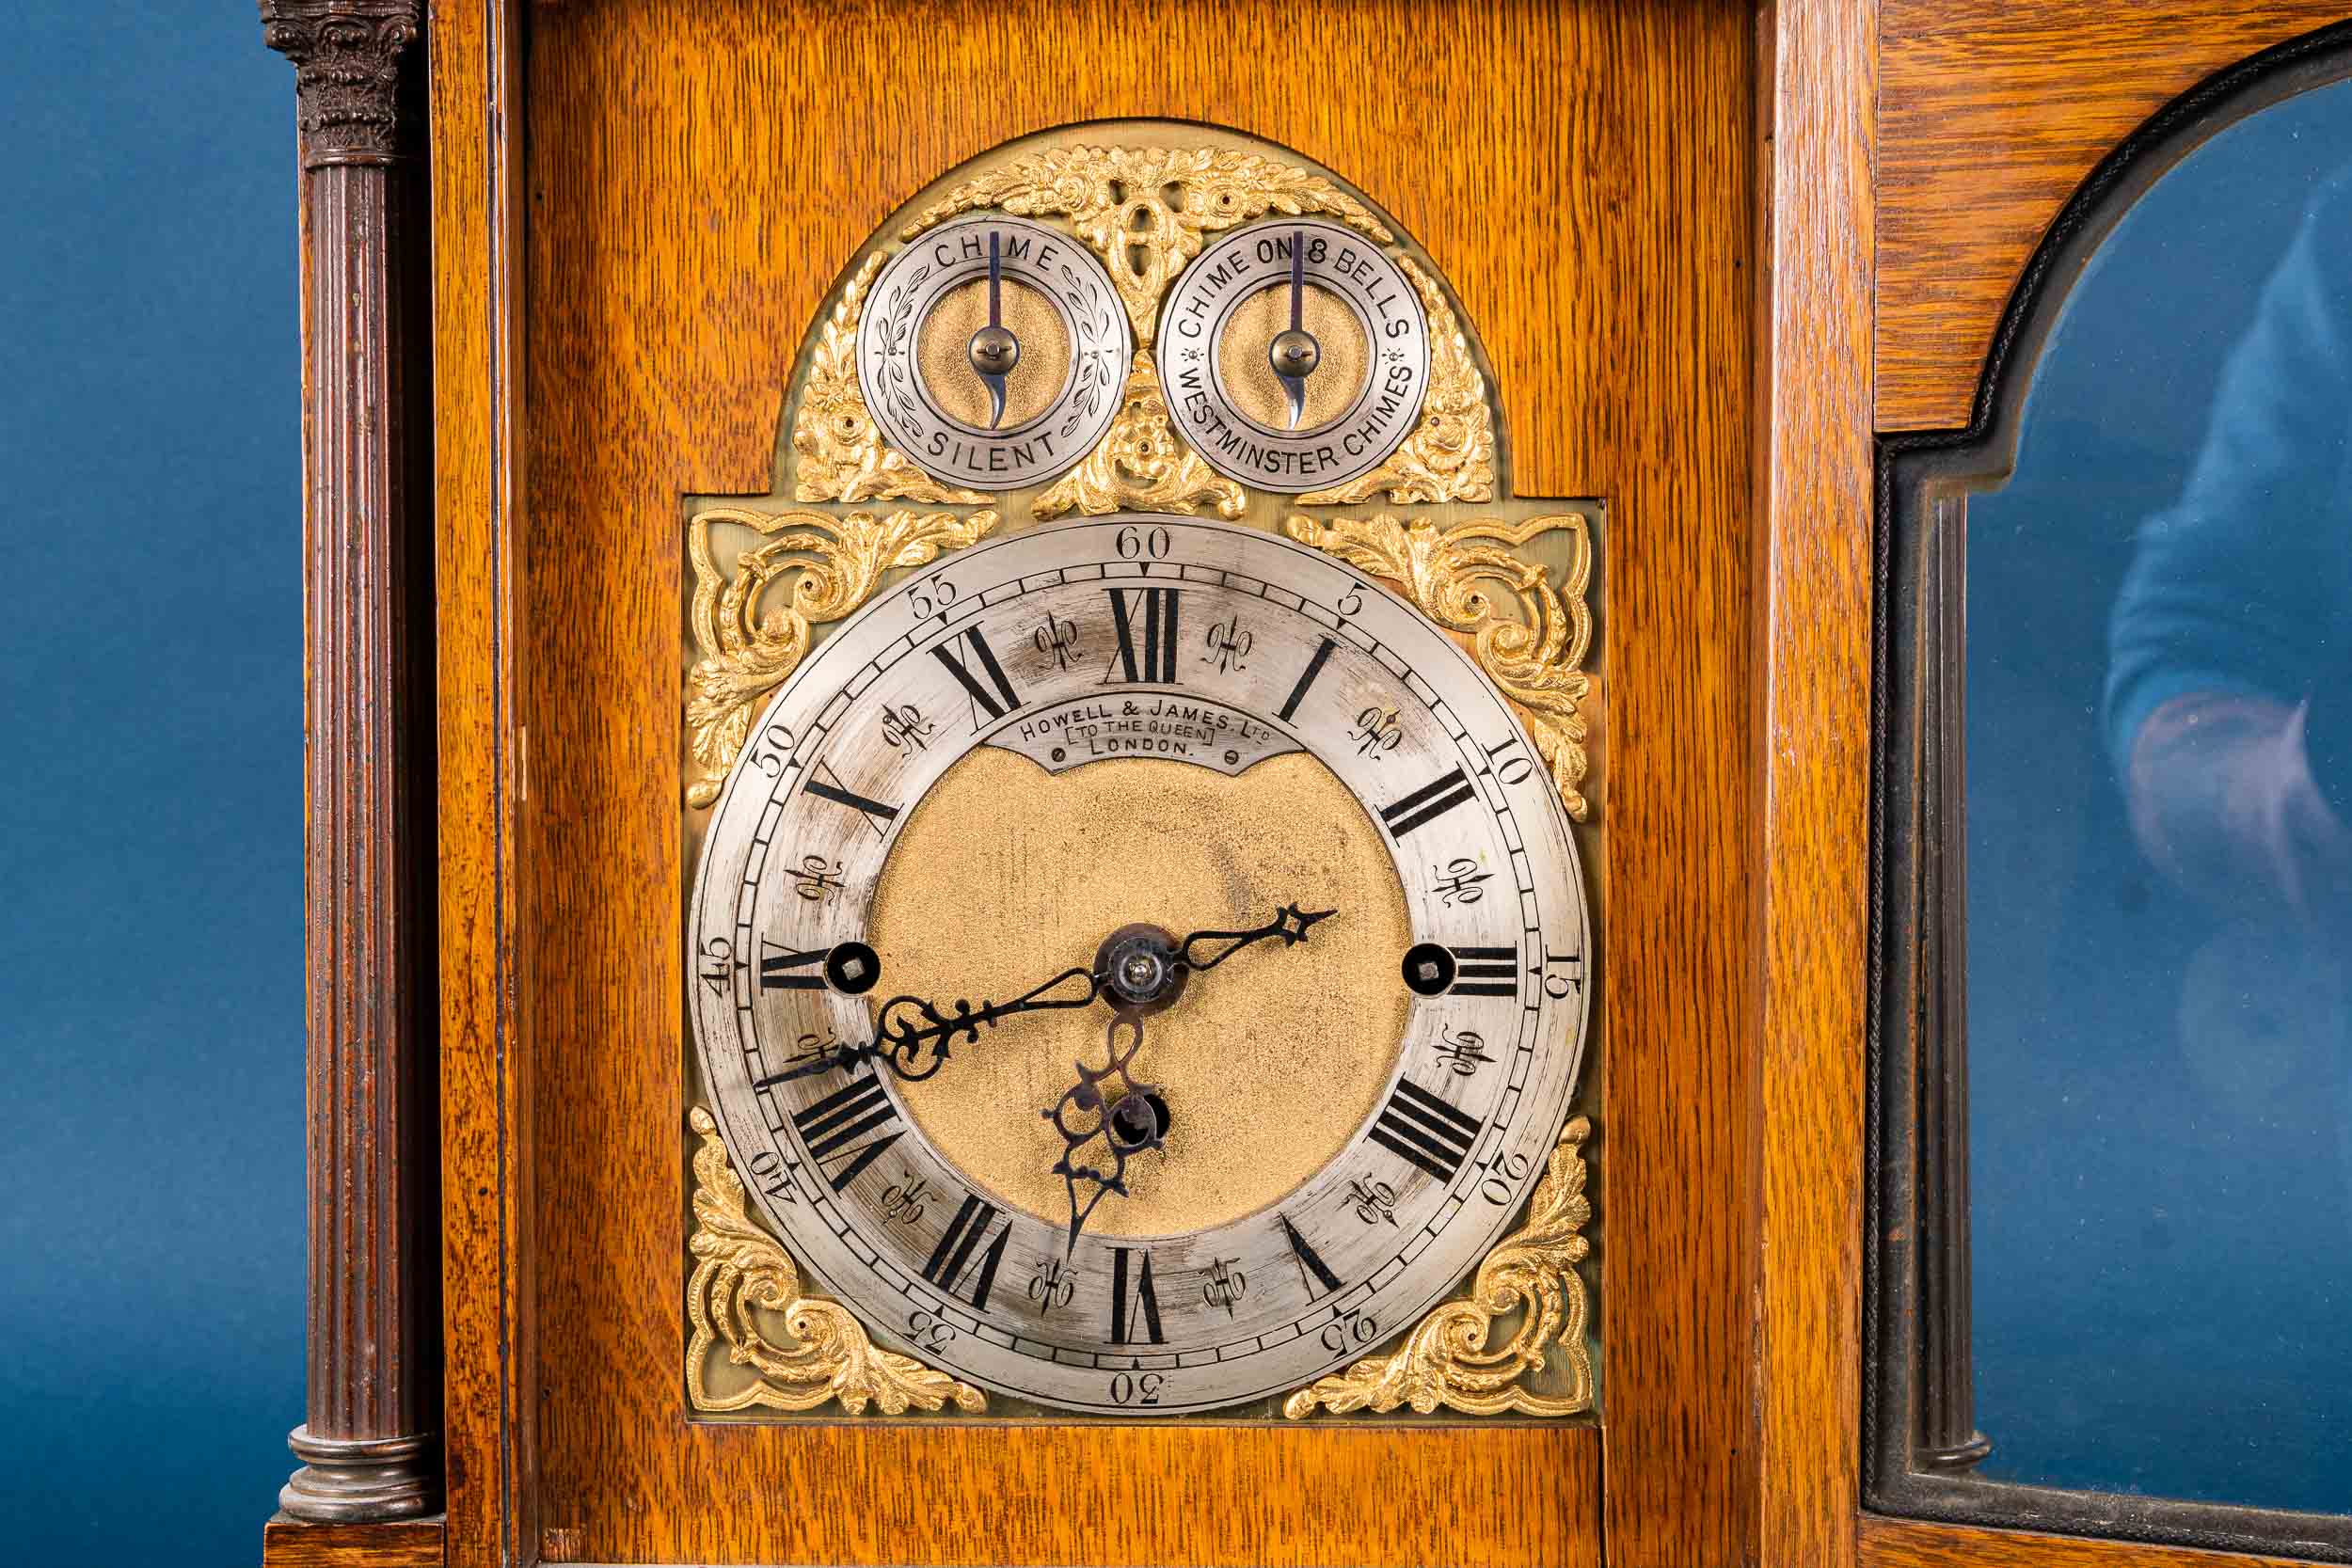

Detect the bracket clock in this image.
[254,1,2352,1566]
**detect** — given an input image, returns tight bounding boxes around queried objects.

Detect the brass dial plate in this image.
[687,515,1589,1414]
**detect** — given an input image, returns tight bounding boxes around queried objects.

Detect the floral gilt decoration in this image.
[1284,1117,1593,1418]
[686,506,1000,808]
[1284,511,1594,820]
[688,1107,986,1416]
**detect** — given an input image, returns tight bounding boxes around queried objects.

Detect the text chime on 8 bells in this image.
[684,122,1600,1422]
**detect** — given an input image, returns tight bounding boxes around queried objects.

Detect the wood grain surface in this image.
[262,1515,445,1568]
[1860,1513,2333,1568]
[1753,5,1875,1568]
[1875,0,2351,431]
[506,0,1756,1562]
[428,7,536,1568]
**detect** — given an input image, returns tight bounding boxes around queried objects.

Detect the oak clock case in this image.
[680,123,1602,1424]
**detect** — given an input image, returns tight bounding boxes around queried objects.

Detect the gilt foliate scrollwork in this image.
[1283,512,1594,820]
[1032,351,1247,522]
[791,253,992,506]
[686,506,1001,807]
[1297,257,1495,504]
[904,146,1394,346]
[687,1108,986,1416]
[1283,1117,1593,1419]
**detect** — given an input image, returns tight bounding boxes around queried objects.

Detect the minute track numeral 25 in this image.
[1104,586,1181,684]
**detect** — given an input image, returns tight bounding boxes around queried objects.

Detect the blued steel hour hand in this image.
[967,228,1020,429]
[1267,228,1320,429]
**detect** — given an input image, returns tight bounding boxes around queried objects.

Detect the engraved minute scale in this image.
[1267,228,1321,429]
[966,228,1020,429]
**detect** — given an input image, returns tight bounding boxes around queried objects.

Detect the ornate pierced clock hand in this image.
[1172,901,1336,975]
[967,228,1020,429]
[757,961,1104,1086]
[1268,228,1320,429]
[1043,1011,1168,1256]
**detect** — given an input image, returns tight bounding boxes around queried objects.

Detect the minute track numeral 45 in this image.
[1104,586,1181,684]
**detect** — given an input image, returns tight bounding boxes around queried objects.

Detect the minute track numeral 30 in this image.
[1104,586,1181,684]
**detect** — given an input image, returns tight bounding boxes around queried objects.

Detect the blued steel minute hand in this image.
[757,962,1104,1086]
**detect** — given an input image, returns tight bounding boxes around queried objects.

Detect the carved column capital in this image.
[259,1,422,168]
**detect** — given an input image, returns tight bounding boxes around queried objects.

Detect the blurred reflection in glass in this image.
[1963,82,2352,1513]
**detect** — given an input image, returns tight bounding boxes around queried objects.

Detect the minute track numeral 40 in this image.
[1368,1078,1486,1183]
[1104,586,1181,684]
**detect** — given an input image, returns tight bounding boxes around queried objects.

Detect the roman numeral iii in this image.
[1104,587,1181,684]
[1368,1078,1485,1182]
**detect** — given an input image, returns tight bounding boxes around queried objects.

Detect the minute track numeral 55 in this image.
[1104,586,1181,684]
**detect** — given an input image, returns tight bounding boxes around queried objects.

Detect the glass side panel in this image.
[1968,81,2352,1512]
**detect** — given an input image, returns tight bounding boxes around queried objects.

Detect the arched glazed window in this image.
[1873,24,2352,1559]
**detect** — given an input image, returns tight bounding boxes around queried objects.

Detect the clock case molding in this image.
[254,3,2352,1568]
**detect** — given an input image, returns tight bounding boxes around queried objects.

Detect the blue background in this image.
[0,5,305,1565]
[1968,84,2352,1512]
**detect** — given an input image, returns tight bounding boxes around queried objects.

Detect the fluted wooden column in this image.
[261,0,439,1524]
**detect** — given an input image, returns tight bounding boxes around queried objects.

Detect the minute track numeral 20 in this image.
[930,626,1022,726]
[1368,1078,1485,1183]
[1104,587,1180,684]
[1108,1246,1166,1345]
[921,1194,1011,1311]
[1380,765,1478,838]
[789,1072,904,1192]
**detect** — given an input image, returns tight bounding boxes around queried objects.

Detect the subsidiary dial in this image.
[856,214,1132,490]
[1156,218,1431,494]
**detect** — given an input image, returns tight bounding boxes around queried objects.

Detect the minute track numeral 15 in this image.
[1368,1078,1486,1183]
[1104,586,1181,684]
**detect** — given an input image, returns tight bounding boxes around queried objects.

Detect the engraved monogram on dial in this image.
[856,214,1132,491]
[1157,217,1432,494]
[688,515,1587,1413]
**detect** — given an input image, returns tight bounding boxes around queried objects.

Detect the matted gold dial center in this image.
[916,277,1069,430]
[867,749,1411,1239]
[1217,280,1367,432]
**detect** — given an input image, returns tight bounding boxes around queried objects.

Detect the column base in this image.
[279,1425,440,1523]
[1917,1429,1994,1474]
